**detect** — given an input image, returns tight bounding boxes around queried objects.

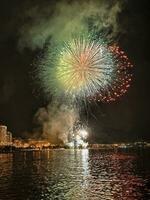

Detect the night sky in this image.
[0,0,150,142]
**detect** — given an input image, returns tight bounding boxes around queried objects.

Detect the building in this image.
[13,138,51,149]
[0,125,12,146]
[6,131,13,146]
[0,125,7,146]
[27,139,51,149]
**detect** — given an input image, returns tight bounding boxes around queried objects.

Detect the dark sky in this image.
[0,0,150,142]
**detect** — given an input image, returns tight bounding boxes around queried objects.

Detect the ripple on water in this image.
[0,149,150,200]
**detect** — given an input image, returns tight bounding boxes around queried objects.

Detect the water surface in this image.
[0,149,150,200]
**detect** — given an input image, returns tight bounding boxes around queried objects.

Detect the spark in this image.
[38,35,133,103]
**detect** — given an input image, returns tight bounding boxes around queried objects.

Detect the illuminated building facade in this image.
[0,125,12,146]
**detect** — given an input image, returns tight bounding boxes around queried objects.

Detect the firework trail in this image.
[38,35,133,104]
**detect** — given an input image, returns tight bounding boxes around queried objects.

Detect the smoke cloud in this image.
[33,103,79,144]
[18,0,124,50]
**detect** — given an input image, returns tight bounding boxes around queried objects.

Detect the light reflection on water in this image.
[0,149,150,200]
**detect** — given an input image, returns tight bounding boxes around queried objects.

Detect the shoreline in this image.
[0,146,150,153]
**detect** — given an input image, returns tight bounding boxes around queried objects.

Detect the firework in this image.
[89,45,133,102]
[39,35,133,103]
[67,122,89,148]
